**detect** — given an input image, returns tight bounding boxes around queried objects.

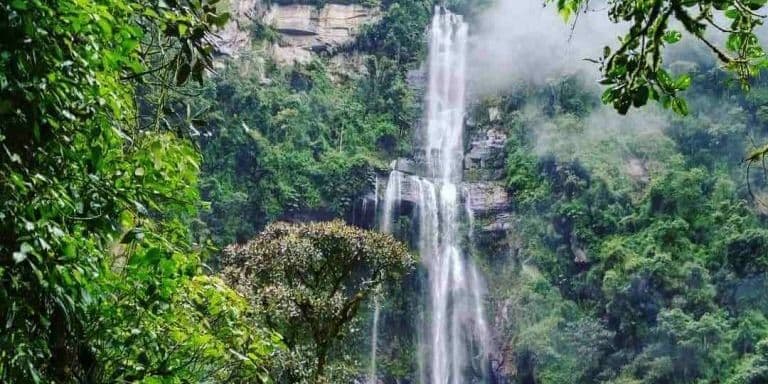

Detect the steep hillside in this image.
[186,0,436,245]
[468,72,768,383]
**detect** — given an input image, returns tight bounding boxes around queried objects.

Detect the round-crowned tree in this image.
[221,220,414,382]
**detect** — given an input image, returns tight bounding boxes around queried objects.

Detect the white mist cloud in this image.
[467,0,621,94]
[465,0,746,95]
[463,0,681,176]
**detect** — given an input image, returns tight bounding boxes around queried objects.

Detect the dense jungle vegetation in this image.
[471,69,768,383]
[0,0,428,381]
[4,0,768,383]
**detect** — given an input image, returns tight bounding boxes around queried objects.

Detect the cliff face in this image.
[211,3,520,380]
[205,1,768,381]
[465,125,513,231]
[265,3,380,63]
[369,103,518,381]
[216,0,380,64]
[464,110,518,382]
[372,128,513,232]
[214,0,264,56]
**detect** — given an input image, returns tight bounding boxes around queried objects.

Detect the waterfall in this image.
[369,291,381,384]
[380,168,403,234]
[376,7,489,383]
[369,175,382,384]
[464,187,490,375]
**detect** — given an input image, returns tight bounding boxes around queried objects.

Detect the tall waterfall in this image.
[376,8,489,384]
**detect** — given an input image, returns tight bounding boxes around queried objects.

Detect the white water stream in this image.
[368,291,381,384]
[373,8,489,384]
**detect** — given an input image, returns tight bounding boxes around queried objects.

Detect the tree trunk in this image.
[314,343,328,382]
[51,306,73,381]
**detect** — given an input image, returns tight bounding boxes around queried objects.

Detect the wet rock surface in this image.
[465,182,509,215]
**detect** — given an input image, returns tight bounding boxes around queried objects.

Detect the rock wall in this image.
[214,0,265,56]
[371,115,517,383]
[374,126,513,235]
[265,2,380,64]
[264,4,379,64]
[214,0,380,64]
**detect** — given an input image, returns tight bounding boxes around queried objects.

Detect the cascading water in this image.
[375,8,489,384]
[369,178,381,384]
[368,291,380,384]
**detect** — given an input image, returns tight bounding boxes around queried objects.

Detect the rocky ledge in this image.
[265,2,380,64]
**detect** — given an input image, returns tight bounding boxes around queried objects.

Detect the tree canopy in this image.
[221,220,414,382]
[0,0,281,382]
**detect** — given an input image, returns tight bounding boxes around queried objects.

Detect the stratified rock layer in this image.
[265,2,380,64]
[214,0,379,64]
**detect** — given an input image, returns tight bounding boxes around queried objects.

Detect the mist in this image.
[466,0,739,96]
[464,0,686,181]
[467,0,621,94]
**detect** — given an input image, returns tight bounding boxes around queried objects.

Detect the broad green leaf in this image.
[633,85,650,107]
[663,30,682,44]
[675,74,692,90]
[10,0,28,10]
[671,97,689,115]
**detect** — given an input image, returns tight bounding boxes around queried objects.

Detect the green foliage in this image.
[221,220,415,383]
[356,0,434,65]
[551,0,768,116]
[484,72,768,384]
[359,56,418,129]
[505,137,551,207]
[189,57,413,244]
[0,0,279,382]
[728,339,768,384]
[626,309,732,382]
[95,271,282,382]
[187,0,435,246]
[489,265,614,384]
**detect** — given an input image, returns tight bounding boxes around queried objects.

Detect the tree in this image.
[552,0,768,116]
[0,0,280,382]
[728,339,768,384]
[221,220,414,382]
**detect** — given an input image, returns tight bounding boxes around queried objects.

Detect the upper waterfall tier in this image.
[424,9,468,182]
